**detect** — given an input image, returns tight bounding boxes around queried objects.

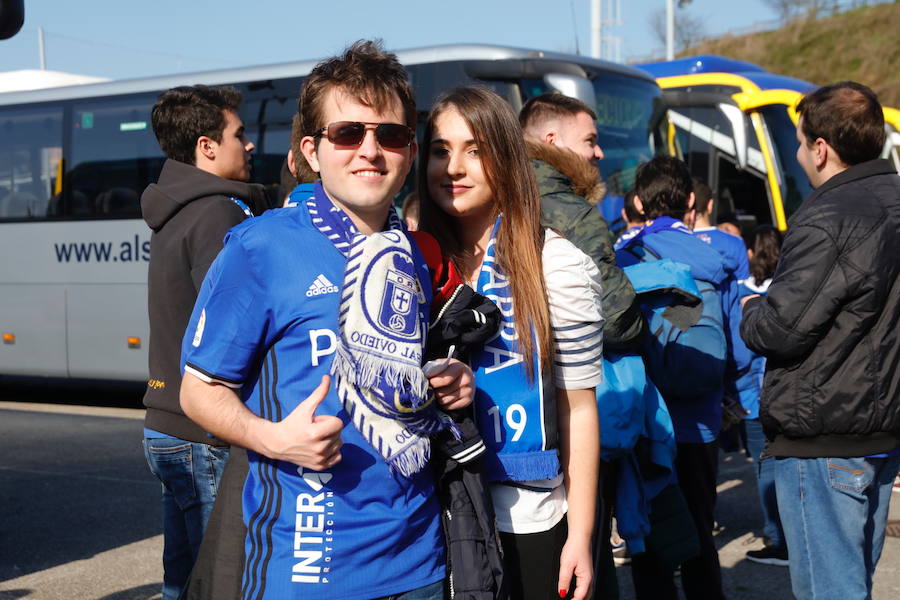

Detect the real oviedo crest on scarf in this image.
[308,185,457,477]
[359,236,426,354]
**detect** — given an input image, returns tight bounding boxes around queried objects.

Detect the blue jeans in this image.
[774,454,900,600]
[374,580,444,600]
[744,418,784,547]
[143,438,229,600]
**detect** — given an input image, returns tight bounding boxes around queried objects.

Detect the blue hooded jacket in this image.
[617,226,734,443]
[694,228,759,418]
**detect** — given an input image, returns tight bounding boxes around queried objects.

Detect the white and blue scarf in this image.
[470,217,559,482]
[306,183,456,476]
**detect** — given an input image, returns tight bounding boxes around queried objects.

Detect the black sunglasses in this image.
[314,121,414,149]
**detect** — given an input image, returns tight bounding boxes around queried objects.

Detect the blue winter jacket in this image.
[617,228,734,443]
[694,227,759,418]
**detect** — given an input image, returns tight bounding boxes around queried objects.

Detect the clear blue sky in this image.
[1,0,775,80]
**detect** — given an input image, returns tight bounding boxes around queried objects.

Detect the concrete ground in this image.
[1,396,899,599]
[613,452,900,600]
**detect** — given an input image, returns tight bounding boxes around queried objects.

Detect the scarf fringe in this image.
[386,438,431,478]
[332,343,429,402]
[486,449,561,482]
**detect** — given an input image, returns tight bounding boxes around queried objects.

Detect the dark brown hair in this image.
[633,155,693,220]
[519,92,597,132]
[418,86,551,379]
[290,114,318,184]
[692,178,713,217]
[622,189,644,224]
[796,81,885,166]
[749,225,783,287]
[151,85,242,165]
[296,40,416,144]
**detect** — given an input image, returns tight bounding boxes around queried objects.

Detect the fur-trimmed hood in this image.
[526,139,606,204]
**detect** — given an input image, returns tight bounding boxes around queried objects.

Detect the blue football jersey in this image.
[182,204,444,600]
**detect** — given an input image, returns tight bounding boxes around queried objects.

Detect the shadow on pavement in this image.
[98,583,162,600]
[613,450,795,600]
[0,406,160,581]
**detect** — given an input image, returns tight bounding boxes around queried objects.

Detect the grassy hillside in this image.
[684,2,900,107]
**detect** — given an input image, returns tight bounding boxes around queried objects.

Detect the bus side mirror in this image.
[543,73,597,110]
[716,103,748,171]
[0,0,24,40]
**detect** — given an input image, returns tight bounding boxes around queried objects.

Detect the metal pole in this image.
[591,0,601,59]
[38,26,46,70]
[666,0,675,60]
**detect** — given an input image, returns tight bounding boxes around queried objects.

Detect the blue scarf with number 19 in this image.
[470,217,560,482]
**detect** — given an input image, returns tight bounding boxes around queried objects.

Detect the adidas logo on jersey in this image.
[306,274,339,297]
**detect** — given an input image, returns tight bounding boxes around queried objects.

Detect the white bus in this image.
[0,44,666,381]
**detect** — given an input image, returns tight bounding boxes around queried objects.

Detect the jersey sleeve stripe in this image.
[555,337,603,355]
[554,352,603,368]
[552,321,602,332]
[553,326,603,344]
[184,363,243,389]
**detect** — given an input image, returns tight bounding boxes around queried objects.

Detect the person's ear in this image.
[687,191,696,212]
[300,136,321,173]
[197,136,216,162]
[706,197,714,216]
[813,138,828,169]
[287,149,298,177]
[543,130,558,146]
[633,195,645,215]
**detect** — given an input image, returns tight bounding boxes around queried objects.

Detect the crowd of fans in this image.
[138,40,900,600]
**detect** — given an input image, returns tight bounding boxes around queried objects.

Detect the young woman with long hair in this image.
[418,86,603,600]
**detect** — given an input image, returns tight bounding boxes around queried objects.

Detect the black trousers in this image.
[500,517,573,600]
[630,440,725,600]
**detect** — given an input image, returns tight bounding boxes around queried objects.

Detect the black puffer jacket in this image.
[741,159,900,458]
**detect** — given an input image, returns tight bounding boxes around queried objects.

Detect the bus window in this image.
[590,73,663,196]
[236,77,303,193]
[0,106,62,220]
[884,127,900,172]
[69,95,164,219]
[758,105,813,218]
[715,152,770,232]
[520,73,662,196]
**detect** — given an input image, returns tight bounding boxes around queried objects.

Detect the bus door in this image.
[883,123,900,172]
[0,105,68,377]
[62,94,159,380]
[664,93,771,232]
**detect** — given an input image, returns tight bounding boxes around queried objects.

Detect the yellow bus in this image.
[639,55,900,232]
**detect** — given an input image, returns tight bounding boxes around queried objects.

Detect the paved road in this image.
[1,386,899,600]
[0,385,163,600]
[613,453,900,600]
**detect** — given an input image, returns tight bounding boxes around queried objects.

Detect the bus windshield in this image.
[520,72,663,196]
[758,104,813,217]
[591,72,664,195]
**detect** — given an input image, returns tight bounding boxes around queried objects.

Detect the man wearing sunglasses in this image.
[179,41,474,600]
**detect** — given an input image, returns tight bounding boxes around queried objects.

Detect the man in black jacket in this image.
[740,82,900,600]
[141,84,266,600]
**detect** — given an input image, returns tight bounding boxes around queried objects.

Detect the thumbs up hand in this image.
[258,375,344,469]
